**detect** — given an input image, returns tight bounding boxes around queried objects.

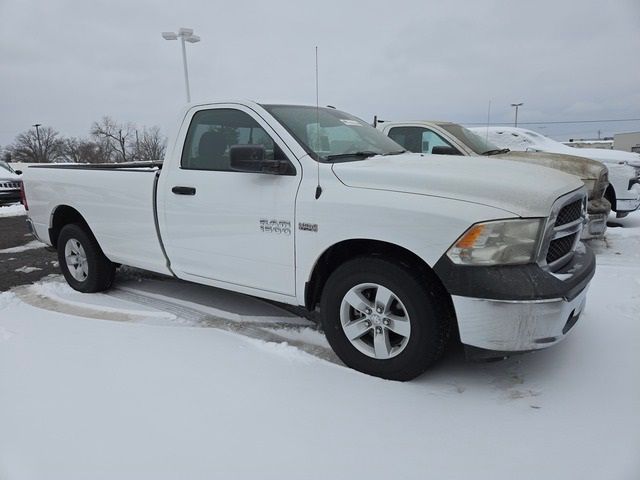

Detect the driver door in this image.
[159,105,301,297]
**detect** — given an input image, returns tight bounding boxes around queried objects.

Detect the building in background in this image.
[614,132,640,153]
[564,138,613,150]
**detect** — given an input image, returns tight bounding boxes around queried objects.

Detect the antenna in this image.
[314,46,322,199]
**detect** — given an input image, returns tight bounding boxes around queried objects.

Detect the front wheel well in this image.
[49,205,90,248]
[305,239,454,318]
[605,185,617,211]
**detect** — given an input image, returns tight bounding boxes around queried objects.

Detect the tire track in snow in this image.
[13,281,341,366]
[109,288,341,365]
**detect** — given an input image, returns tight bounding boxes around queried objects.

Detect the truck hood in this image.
[494,151,605,181]
[562,147,640,168]
[331,153,584,218]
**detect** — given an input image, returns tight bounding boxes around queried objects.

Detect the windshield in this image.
[438,124,501,155]
[262,105,404,161]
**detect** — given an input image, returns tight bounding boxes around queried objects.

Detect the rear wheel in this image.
[320,257,451,381]
[57,224,115,293]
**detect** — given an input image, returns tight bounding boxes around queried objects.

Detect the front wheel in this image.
[57,224,115,293]
[320,257,451,381]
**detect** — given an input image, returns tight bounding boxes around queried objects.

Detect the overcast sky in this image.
[1,0,639,147]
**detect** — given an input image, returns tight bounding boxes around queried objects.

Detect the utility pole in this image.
[32,123,42,162]
[510,103,523,127]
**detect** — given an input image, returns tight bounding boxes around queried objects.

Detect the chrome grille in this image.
[546,232,579,264]
[538,188,587,271]
[0,181,21,189]
[555,199,583,226]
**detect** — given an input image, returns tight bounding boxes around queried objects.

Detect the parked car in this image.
[23,101,595,380]
[377,120,610,239]
[469,126,640,218]
[0,161,23,205]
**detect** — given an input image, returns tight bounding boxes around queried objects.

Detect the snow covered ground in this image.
[0,216,639,479]
[0,203,25,218]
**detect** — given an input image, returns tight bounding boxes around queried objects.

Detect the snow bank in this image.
[14,266,42,274]
[0,203,25,218]
[0,240,45,254]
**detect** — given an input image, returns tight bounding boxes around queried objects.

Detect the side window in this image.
[387,126,459,155]
[181,109,290,171]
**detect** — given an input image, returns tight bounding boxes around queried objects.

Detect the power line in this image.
[465,118,640,126]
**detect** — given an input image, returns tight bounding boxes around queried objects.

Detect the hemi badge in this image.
[298,222,318,232]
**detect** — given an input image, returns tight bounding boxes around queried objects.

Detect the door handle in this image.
[172,186,196,196]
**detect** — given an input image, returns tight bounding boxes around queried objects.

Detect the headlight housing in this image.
[582,179,596,199]
[447,219,543,266]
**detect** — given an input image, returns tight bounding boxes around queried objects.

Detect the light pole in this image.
[162,28,201,103]
[510,103,523,127]
[32,123,42,163]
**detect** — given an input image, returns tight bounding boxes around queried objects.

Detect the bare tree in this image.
[91,116,134,163]
[7,126,64,163]
[133,126,167,161]
[61,137,111,164]
[60,137,82,163]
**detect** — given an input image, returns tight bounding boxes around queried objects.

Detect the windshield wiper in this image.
[326,151,380,161]
[482,148,510,156]
[382,149,407,156]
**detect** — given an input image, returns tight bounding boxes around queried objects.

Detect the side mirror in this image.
[229,145,290,175]
[230,145,265,173]
[14,170,23,175]
[431,146,462,156]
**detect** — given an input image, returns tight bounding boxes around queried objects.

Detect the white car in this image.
[23,101,595,380]
[470,126,640,217]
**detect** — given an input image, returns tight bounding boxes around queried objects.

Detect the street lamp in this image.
[510,103,523,127]
[32,123,42,163]
[162,27,201,103]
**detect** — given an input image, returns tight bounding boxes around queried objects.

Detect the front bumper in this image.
[434,245,595,352]
[581,197,610,239]
[616,183,640,214]
[451,285,588,352]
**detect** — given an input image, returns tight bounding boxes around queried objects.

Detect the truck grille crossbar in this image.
[0,181,20,189]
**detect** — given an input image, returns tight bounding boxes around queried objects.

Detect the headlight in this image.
[447,219,543,266]
[582,179,596,199]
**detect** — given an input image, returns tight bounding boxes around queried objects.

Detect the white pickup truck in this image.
[23,101,596,381]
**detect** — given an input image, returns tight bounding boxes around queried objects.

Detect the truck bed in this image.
[24,163,171,276]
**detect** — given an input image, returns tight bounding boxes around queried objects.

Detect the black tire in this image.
[320,257,451,381]
[57,223,116,293]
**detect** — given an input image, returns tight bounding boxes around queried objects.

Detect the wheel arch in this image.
[605,184,617,211]
[304,239,455,319]
[49,205,91,248]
